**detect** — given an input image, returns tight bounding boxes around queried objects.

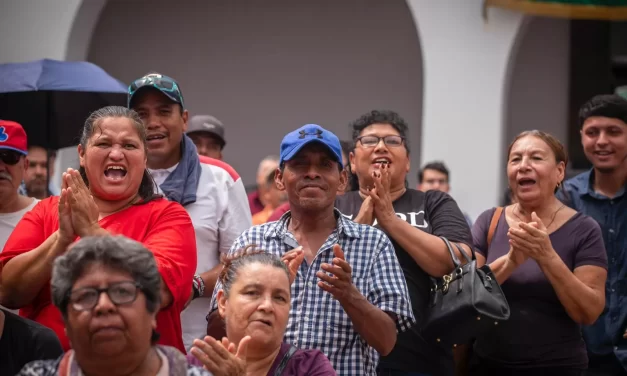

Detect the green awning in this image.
[485,0,627,20]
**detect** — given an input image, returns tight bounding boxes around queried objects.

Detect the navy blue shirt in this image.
[557,169,627,367]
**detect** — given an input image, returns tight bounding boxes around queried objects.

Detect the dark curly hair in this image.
[349,110,410,154]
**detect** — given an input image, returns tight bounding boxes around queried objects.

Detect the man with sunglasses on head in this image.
[0,120,39,251]
[127,73,252,352]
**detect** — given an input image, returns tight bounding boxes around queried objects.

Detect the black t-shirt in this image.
[335,189,472,375]
[0,308,63,375]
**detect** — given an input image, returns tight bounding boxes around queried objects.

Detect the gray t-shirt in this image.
[471,208,607,369]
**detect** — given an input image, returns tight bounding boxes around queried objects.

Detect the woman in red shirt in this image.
[0,106,197,353]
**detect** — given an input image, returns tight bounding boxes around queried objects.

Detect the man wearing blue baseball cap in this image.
[127,72,252,351]
[207,124,414,375]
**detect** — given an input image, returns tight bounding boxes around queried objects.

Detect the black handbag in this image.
[421,236,510,347]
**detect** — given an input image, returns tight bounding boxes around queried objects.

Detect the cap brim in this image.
[0,146,27,155]
[128,86,182,108]
[186,130,226,147]
[281,139,343,168]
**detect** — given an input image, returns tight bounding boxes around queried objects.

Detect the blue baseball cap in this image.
[127,73,185,108]
[279,124,343,168]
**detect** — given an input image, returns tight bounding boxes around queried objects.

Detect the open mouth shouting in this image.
[517,177,536,188]
[104,165,127,182]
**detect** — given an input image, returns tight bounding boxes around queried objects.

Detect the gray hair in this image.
[51,236,161,318]
[78,106,157,202]
[218,245,290,298]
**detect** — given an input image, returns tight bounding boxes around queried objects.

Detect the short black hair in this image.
[418,161,449,183]
[578,94,627,128]
[349,110,410,154]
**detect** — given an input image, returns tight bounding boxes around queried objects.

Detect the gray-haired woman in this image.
[17,235,211,376]
[189,246,336,376]
[0,106,196,353]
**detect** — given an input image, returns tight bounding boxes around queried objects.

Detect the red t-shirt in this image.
[0,197,197,354]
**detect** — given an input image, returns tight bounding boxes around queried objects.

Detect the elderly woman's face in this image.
[507,135,565,204]
[350,123,410,190]
[78,117,147,201]
[217,263,290,352]
[65,263,156,358]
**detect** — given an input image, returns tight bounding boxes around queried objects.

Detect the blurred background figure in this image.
[248,155,280,215]
[251,170,288,225]
[417,160,473,226]
[186,115,226,160]
[21,146,59,199]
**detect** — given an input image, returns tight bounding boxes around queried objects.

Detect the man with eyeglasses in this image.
[0,120,39,251]
[335,110,472,376]
[127,73,252,351]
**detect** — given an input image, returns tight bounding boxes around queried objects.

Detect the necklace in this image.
[512,203,565,230]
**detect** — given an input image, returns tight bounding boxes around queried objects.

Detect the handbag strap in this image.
[440,236,463,268]
[487,207,503,248]
[274,345,298,376]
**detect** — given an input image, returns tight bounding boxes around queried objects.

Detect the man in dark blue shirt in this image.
[557,94,627,376]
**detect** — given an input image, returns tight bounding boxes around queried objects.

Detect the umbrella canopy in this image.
[0,59,128,150]
[0,59,127,93]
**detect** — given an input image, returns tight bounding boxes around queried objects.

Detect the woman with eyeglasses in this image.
[17,236,210,376]
[0,106,197,353]
[335,110,473,376]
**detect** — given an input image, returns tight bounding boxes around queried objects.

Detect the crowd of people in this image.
[0,72,624,376]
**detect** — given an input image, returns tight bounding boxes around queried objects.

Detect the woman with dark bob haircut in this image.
[17,235,210,376]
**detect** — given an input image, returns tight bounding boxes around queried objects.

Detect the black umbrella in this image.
[0,59,127,150]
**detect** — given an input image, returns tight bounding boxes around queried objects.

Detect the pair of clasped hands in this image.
[506,211,558,269]
[57,168,101,245]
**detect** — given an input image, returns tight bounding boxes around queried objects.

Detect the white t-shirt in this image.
[149,157,252,350]
[0,197,39,314]
[0,198,39,252]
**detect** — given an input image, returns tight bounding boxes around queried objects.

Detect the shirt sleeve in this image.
[424,190,472,246]
[0,199,52,266]
[471,208,496,258]
[367,231,416,332]
[31,327,64,362]
[143,202,198,312]
[208,231,250,315]
[218,177,253,256]
[573,215,608,270]
[294,349,338,376]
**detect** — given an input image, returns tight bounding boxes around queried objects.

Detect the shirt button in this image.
[308,282,313,287]
[609,229,615,234]
[612,289,616,292]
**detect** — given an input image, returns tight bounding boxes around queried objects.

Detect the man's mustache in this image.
[0,171,13,182]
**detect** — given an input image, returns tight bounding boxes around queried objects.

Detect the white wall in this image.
[407,0,526,220]
[87,0,424,189]
[505,17,571,191]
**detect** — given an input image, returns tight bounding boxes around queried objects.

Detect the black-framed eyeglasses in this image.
[357,135,405,148]
[0,150,22,165]
[68,281,142,311]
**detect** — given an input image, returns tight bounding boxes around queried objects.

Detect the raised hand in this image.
[317,244,358,303]
[508,212,556,266]
[191,335,249,376]
[281,247,305,285]
[57,186,75,245]
[368,164,396,225]
[64,169,100,237]
[354,195,375,225]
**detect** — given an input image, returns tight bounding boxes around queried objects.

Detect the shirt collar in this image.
[575,168,626,199]
[264,208,361,240]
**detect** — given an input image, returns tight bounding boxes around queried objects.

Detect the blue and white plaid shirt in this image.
[209,209,415,375]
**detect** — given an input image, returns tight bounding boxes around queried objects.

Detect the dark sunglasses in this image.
[0,150,22,165]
